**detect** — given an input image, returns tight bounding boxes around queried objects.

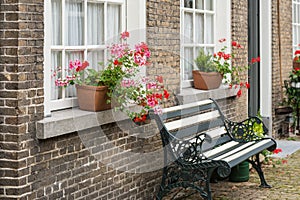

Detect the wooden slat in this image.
[213,141,255,160]
[203,141,239,158]
[222,139,273,163]
[161,103,216,121]
[163,99,213,113]
[164,110,220,131]
[171,118,224,140]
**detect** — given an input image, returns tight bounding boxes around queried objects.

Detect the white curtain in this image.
[195,14,204,43]
[107,4,121,42]
[184,48,193,80]
[87,51,104,71]
[184,12,193,43]
[206,14,213,44]
[205,0,212,10]
[52,0,62,45]
[196,0,203,9]
[51,51,62,100]
[65,0,83,46]
[87,3,104,45]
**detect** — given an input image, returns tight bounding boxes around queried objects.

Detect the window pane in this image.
[298,26,300,44]
[298,4,300,23]
[184,47,193,80]
[65,51,84,97]
[52,0,62,45]
[195,13,204,43]
[184,0,193,8]
[293,26,297,45]
[206,47,214,55]
[206,14,214,44]
[87,3,104,45]
[184,12,193,43]
[107,4,121,42]
[65,0,84,46]
[205,0,213,10]
[87,50,104,71]
[51,51,62,100]
[195,0,203,9]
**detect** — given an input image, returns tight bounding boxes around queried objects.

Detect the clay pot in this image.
[293,61,300,69]
[75,85,111,112]
[192,70,223,90]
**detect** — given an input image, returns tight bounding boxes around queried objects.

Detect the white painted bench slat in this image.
[222,139,272,163]
[162,99,213,113]
[164,110,220,131]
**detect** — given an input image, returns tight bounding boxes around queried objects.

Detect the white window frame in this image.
[180,0,231,88]
[293,0,300,52]
[44,0,126,116]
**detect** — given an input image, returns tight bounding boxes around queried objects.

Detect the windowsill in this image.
[37,85,237,140]
[37,108,128,139]
[177,85,238,104]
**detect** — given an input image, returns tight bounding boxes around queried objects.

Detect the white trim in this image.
[44,0,126,116]
[44,0,52,117]
[259,0,272,135]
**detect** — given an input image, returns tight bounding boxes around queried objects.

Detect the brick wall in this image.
[229,0,249,121]
[0,0,45,198]
[0,1,163,199]
[272,0,293,136]
[146,0,181,106]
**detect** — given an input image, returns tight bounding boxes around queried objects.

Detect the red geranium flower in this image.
[237,89,242,98]
[273,148,282,154]
[245,82,250,89]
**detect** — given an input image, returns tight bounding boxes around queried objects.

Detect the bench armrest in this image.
[225,116,269,142]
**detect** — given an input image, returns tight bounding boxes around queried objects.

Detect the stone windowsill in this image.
[37,85,237,139]
[177,85,238,104]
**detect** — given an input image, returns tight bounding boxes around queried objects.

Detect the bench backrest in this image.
[151,99,233,164]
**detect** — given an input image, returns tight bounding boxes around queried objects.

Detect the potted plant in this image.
[284,67,300,133]
[51,31,149,112]
[193,39,260,97]
[193,49,222,90]
[51,31,170,123]
[293,49,300,69]
[52,59,117,111]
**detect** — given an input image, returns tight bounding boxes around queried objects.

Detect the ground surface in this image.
[164,137,300,200]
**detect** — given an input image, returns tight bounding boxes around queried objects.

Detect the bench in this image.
[150,98,277,200]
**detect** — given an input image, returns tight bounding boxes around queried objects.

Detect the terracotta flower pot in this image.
[293,61,300,69]
[192,70,223,90]
[75,85,111,112]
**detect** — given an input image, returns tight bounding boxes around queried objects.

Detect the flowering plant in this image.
[110,32,170,122]
[293,48,300,63]
[288,67,300,82]
[213,38,260,97]
[52,31,170,122]
[115,75,170,122]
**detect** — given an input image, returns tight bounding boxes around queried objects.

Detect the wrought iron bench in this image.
[151,98,277,200]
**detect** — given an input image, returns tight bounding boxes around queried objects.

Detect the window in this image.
[44,0,126,116]
[293,0,300,52]
[180,0,231,88]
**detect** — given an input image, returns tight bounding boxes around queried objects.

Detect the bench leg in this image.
[206,168,215,200]
[156,165,215,200]
[247,154,271,188]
